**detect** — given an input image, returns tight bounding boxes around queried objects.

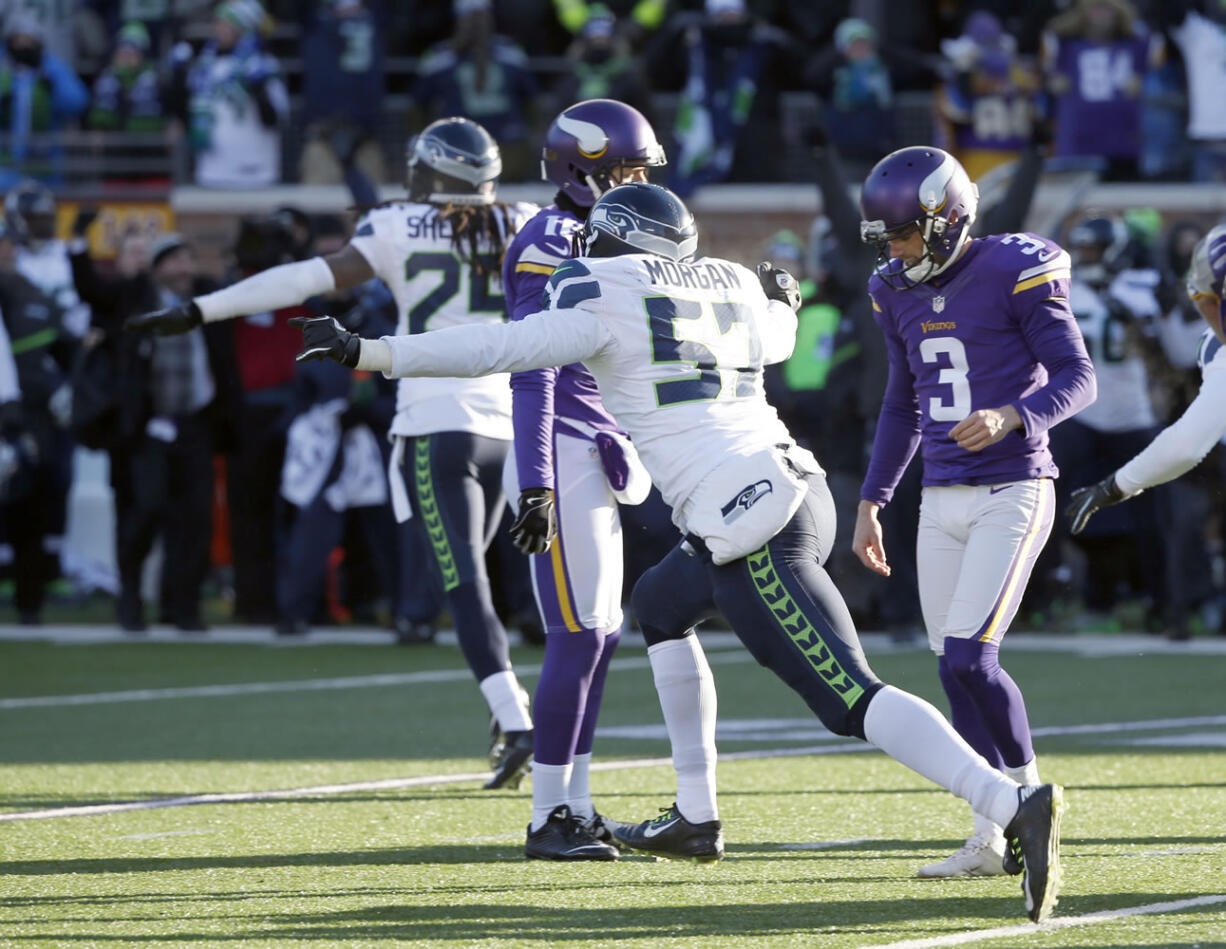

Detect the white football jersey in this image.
[17,241,90,338]
[350,200,537,439]
[381,253,806,526]
[1069,271,1159,433]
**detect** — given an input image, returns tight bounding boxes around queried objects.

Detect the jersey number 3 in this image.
[919,336,971,422]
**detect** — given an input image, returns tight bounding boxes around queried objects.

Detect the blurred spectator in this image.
[806,18,896,179]
[167,0,288,188]
[413,0,537,180]
[0,13,88,190]
[0,218,74,625]
[71,227,240,631]
[552,4,654,120]
[1168,2,1226,182]
[7,179,89,337]
[551,0,667,49]
[1041,0,1162,180]
[806,126,920,637]
[652,0,797,196]
[225,213,313,624]
[276,226,398,634]
[298,0,387,186]
[937,11,1044,181]
[86,22,165,133]
[1056,213,1168,625]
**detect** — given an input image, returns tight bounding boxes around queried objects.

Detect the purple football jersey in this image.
[501,204,620,491]
[861,232,1096,505]
[1050,35,1151,159]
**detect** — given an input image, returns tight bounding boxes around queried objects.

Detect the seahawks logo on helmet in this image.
[584,183,698,262]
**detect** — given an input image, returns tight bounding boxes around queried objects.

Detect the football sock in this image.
[574,627,620,756]
[943,637,1035,768]
[531,762,572,832]
[973,810,1005,843]
[533,628,602,763]
[479,670,533,734]
[648,636,718,823]
[1006,758,1040,787]
[938,654,1004,769]
[863,686,1020,829]
[568,752,593,820]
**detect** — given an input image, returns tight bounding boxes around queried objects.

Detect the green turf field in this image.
[1,632,1224,948]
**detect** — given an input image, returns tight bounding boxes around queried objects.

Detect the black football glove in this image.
[72,206,100,238]
[755,261,802,312]
[509,487,557,555]
[289,315,362,367]
[125,301,203,335]
[1065,473,1127,536]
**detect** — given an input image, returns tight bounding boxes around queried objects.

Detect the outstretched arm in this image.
[126,245,375,335]
[296,307,615,379]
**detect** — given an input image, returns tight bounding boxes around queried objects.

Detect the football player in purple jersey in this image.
[852,146,1096,879]
[499,99,665,860]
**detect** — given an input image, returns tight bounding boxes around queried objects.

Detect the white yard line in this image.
[4,712,1225,824]
[855,894,1226,949]
[0,649,762,710]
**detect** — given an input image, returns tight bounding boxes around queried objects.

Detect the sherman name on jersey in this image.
[864,232,1090,497]
[350,199,537,440]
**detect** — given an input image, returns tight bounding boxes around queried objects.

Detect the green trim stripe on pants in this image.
[414,438,460,592]
[747,545,865,710]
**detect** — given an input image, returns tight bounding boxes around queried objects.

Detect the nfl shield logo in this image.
[932,296,946,313]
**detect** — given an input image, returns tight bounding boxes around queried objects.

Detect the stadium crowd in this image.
[2,0,1226,643]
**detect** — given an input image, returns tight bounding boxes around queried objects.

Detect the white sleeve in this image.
[382,308,615,379]
[195,256,335,323]
[759,298,799,365]
[0,310,19,403]
[1115,359,1226,494]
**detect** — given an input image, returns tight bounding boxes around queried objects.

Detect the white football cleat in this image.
[917,833,1007,878]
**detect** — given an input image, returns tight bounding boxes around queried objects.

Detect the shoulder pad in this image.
[1198,328,1224,372]
[989,233,1071,297]
[542,259,601,311]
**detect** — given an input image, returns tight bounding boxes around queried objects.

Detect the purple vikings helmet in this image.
[541,99,667,207]
[859,146,980,289]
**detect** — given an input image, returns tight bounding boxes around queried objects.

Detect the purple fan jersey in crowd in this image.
[501,206,621,490]
[1049,35,1152,160]
[861,232,1096,503]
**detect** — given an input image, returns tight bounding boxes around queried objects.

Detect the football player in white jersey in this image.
[294,182,1065,922]
[127,117,539,788]
[1068,224,1226,533]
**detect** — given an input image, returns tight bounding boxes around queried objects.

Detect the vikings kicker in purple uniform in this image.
[500,99,664,861]
[855,147,1094,882]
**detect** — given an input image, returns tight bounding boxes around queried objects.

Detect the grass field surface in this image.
[1,629,1224,948]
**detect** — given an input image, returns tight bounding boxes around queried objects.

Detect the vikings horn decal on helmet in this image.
[405,117,502,206]
[541,99,667,207]
[859,146,979,289]
[581,182,697,261]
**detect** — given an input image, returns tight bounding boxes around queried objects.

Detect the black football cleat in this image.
[484,729,533,790]
[583,812,627,848]
[1003,835,1023,876]
[612,803,724,863]
[1004,784,1066,922]
[525,805,619,861]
